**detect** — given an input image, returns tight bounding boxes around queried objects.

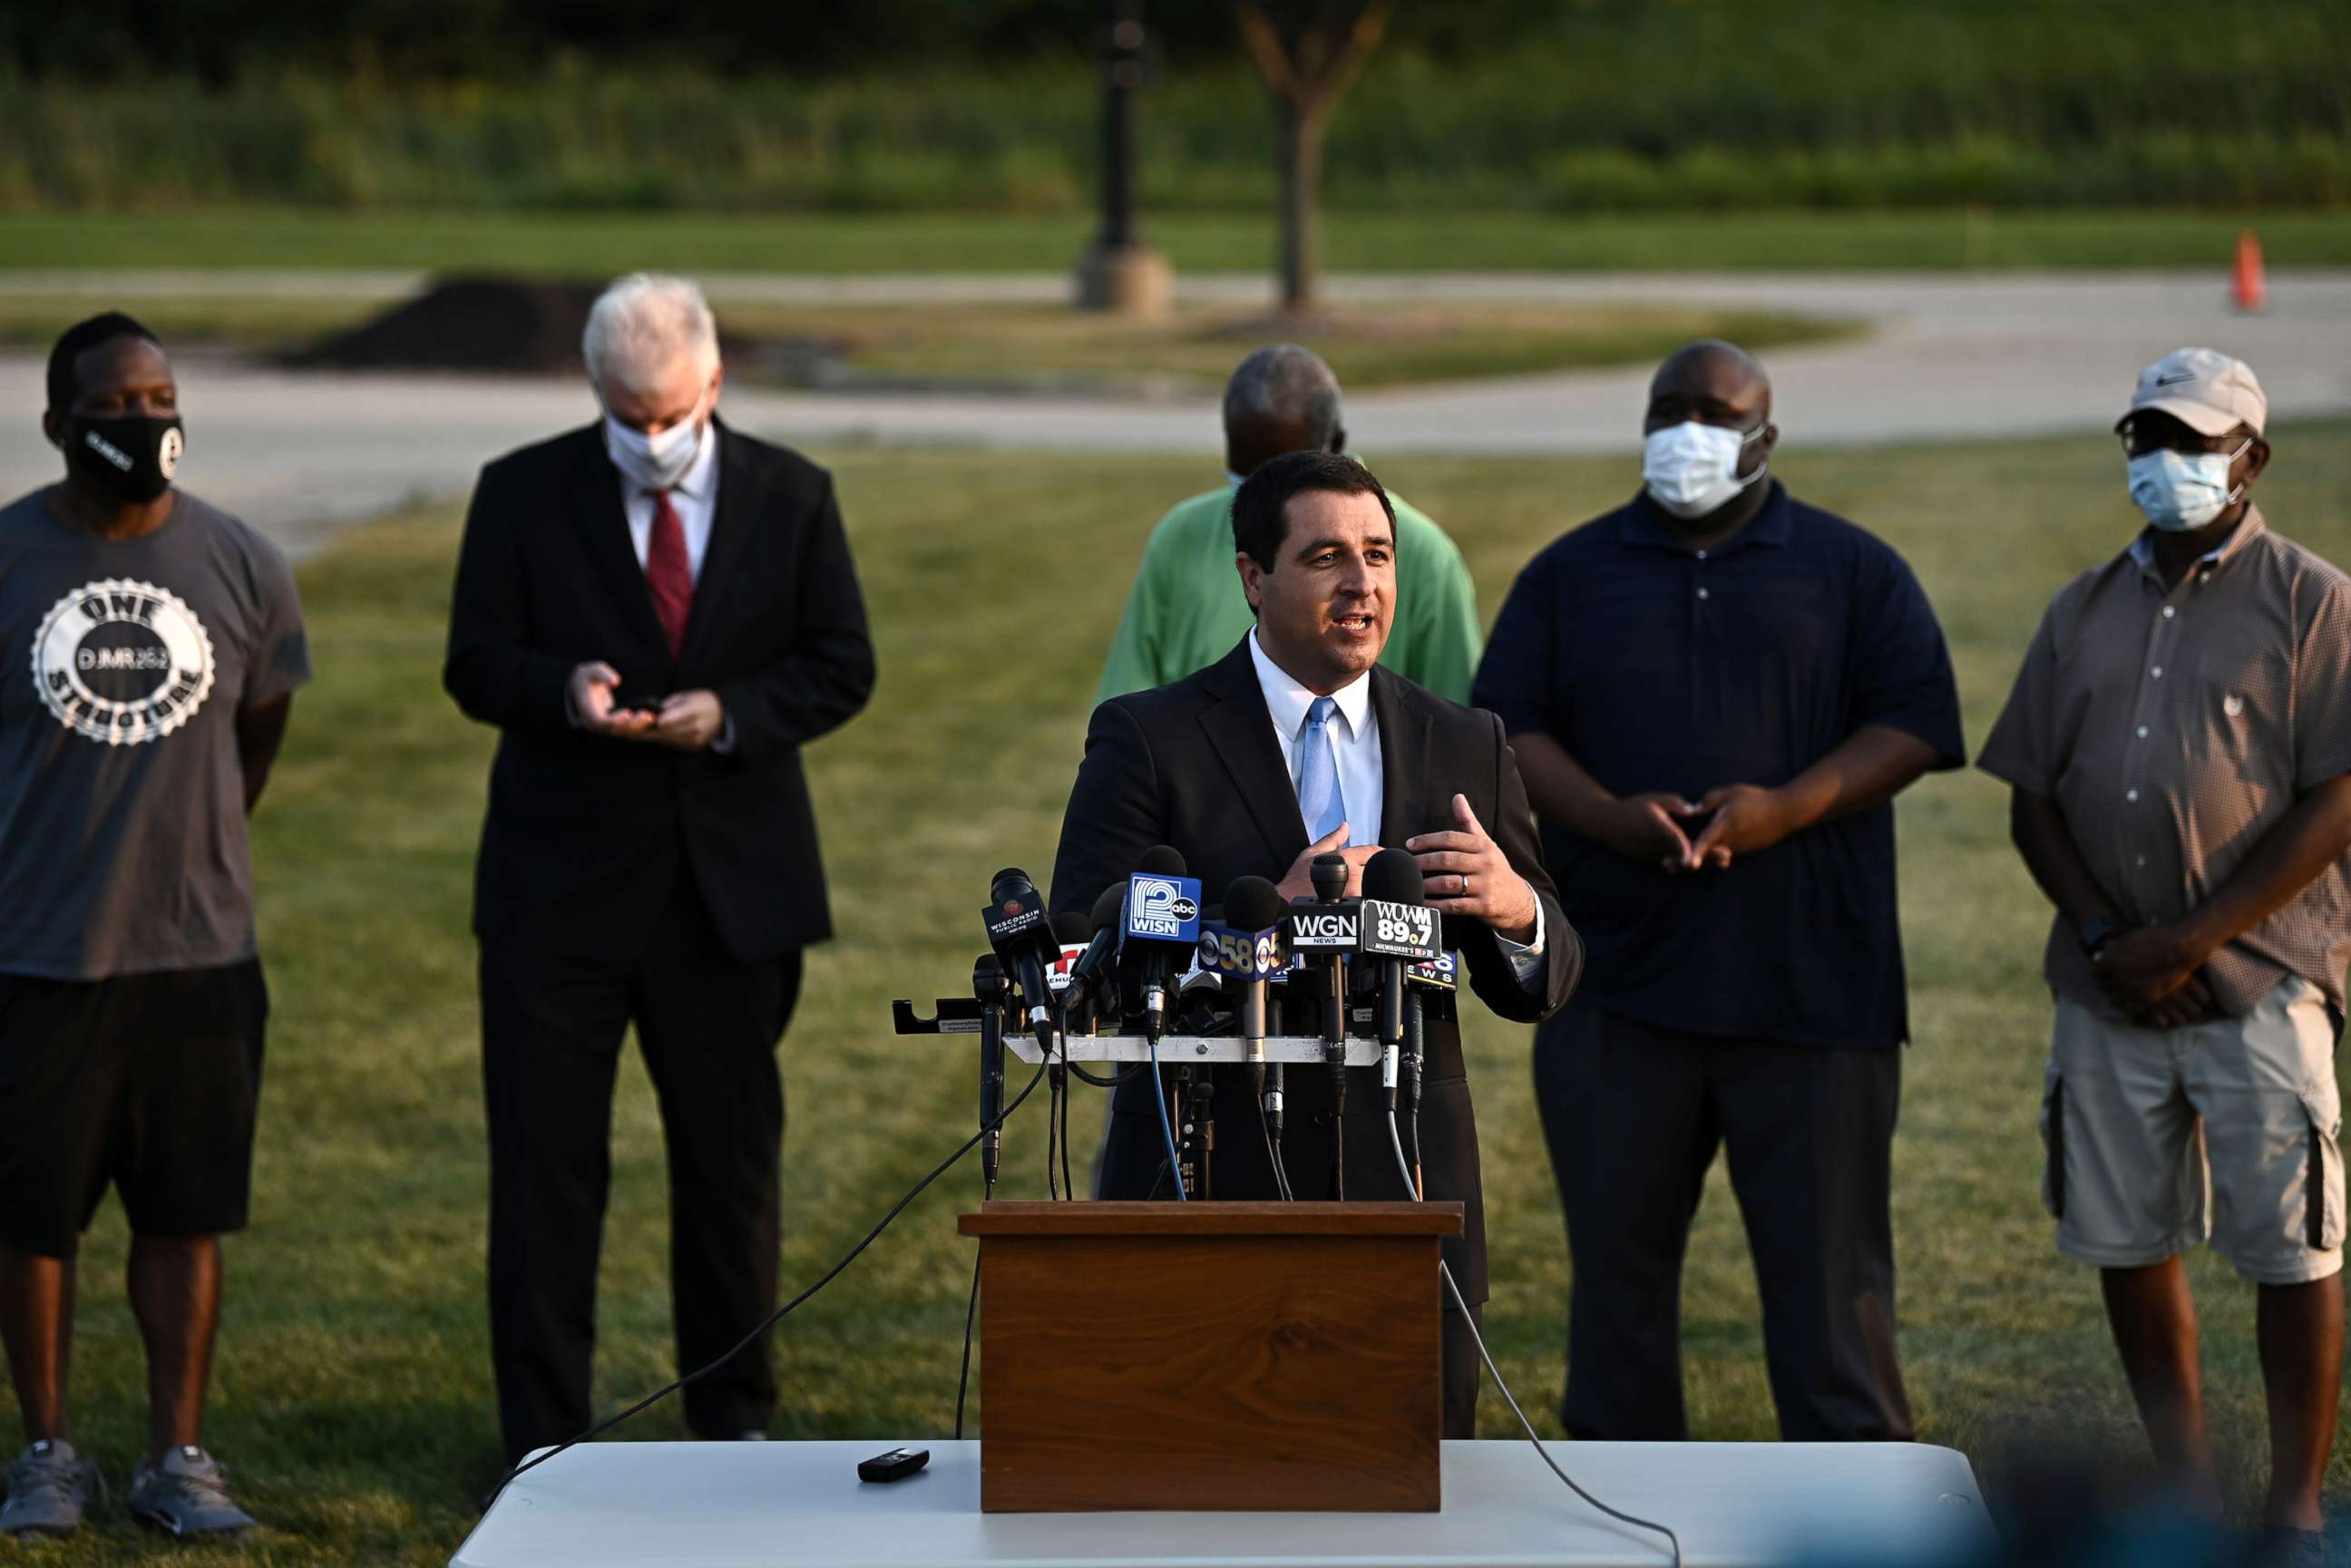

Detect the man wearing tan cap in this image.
[1981,348,2351,1560]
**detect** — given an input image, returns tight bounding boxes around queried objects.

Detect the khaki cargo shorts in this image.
[2040,977,2344,1285]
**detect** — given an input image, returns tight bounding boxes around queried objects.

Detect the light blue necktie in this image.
[1296,696,1346,842]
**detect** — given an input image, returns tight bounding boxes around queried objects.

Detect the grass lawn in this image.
[4,206,2349,276]
[22,420,2351,1562]
[0,295,1852,393]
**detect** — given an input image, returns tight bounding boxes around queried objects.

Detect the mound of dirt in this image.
[293,276,606,374]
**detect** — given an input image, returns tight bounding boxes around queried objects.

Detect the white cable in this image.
[1385,1114,1682,1568]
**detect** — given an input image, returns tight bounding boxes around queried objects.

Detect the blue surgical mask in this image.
[2127,442,2248,532]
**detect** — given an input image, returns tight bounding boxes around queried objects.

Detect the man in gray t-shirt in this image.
[0,315,307,1540]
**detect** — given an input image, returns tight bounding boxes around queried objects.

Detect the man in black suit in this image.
[1049,451,1580,1437]
[444,274,874,1464]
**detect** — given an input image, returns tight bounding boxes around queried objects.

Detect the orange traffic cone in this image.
[2232,229,2268,313]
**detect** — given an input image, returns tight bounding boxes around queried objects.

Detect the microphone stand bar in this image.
[925,1031,1383,1067]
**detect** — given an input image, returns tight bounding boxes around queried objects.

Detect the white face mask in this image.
[2127,443,2248,532]
[1643,420,1767,520]
[603,384,711,492]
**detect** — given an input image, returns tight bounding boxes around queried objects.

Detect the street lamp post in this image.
[1074,0,1172,315]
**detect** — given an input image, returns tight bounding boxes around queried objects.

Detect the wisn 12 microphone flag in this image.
[1121,872,1203,946]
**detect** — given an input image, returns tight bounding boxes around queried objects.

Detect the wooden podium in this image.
[957,1200,1462,1514]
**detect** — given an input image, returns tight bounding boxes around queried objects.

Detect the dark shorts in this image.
[0,960,268,1258]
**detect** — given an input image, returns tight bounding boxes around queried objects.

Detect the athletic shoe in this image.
[128,1446,256,1536]
[2,1438,104,1537]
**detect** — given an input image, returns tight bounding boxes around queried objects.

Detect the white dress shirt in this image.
[1245,628,1543,975]
[619,420,719,579]
[575,423,735,750]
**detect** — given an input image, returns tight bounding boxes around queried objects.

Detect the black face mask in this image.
[64,414,183,504]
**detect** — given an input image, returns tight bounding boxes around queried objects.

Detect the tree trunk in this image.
[1276,99,1326,317]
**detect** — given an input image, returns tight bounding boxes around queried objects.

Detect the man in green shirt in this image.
[1096,346,1483,704]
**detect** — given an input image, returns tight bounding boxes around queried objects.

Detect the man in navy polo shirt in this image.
[1473,341,1964,1442]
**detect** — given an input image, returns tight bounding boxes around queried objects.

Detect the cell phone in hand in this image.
[610,693,667,717]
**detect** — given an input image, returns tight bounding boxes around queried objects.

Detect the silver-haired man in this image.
[444,274,874,1464]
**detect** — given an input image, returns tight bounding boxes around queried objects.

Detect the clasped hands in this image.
[1609,776,2224,1027]
[1605,783,1795,874]
[2092,921,2221,1029]
[568,661,727,751]
[1276,793,1540,947]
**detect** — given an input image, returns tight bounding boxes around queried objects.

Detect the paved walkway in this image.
[3,270,2346,555]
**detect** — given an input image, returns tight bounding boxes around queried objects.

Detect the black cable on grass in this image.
[482,1061,1048,1510]
[953,1244,983,1439]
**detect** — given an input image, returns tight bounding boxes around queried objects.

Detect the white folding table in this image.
[452,1438,1995,1567]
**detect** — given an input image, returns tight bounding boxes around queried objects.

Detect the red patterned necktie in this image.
[644,490,693,657]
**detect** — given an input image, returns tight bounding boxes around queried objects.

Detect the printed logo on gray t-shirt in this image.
[30,577,219,745]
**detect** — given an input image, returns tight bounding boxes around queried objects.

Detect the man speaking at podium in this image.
[1049,452,1581,1437]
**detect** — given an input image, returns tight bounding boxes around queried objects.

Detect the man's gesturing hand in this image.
[1410,794,1539,944]
[1276,823,1381,903]
[650,689,727,751]
[570,661,656,738]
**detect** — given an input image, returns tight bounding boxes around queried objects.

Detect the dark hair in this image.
[46,312,163,414]
[1231,450,1396,572]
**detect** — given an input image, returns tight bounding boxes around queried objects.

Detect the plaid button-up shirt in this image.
[1980,508,2351,1018]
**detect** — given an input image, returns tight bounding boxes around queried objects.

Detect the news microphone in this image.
[972,954,1010,1190]
[1049,911,1089,996]
[1288,852,1360,1050]
[1049,906,1088,1052]
[1312,852,1349,903]
[1406,949,1459,992]
[1391,945,1448,1203]
[1400,949,1455,1169]
[1262,888,1296,1159]
[1061,884,1126,1031]
[1358,849,1439,1115]
[1201,875,1290,1101]
[983,868,1061,1049]
[1119,844,1202,1047]
[1297,852,1358,1201]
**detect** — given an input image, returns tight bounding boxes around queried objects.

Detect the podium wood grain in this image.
[959,1201,1460,1514]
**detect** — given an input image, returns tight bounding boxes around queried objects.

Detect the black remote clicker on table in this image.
[857,1446,930,1484]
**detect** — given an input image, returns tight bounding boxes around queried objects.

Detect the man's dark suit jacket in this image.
[444,418,874,965]
[1049,638,1581,1305]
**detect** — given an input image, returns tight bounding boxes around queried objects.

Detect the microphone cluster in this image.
[975,846,1452,1062]
[967,841,1453,1204]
